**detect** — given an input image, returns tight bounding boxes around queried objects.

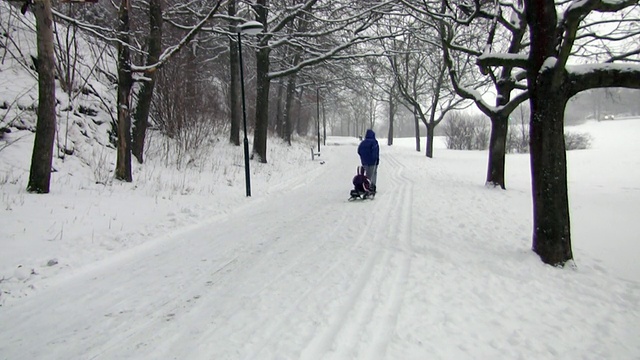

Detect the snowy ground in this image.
[1,119,639,359]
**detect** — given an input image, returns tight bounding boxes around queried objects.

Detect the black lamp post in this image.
[236,21,263,197]
[316,87,321,154]
[322,97,326,146]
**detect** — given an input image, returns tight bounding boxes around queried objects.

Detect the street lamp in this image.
[236,20,263,197]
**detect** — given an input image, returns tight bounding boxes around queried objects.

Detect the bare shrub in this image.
[505,127,591,153]
[152,55,227,169]
[443,113,489,150]
[507,106,530,153]
[474,121,490,150]
[507,123,529,153]
[87,147,112,185]
[564,132,592,150]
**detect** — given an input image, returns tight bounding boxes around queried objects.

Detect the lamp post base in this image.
[243,137,251,197]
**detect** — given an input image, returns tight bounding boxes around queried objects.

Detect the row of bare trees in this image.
[391,0,640,266]
[14,0,640,267]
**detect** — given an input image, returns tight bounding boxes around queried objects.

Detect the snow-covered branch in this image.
[567,63,640,95]
[132,0,224,73]
[476,52,529,70]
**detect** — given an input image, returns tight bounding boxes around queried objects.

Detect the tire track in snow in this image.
[212,172,394,357]
[153,169,368,357]
[151,146,389,358]
[299,150,414,359]
[326,154,409,357]
[224,150,424,357]
[364,151,414,359]
[238,204,384,359]
[335,151,414,359]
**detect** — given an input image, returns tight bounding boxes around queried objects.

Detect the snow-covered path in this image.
[0,143,419,359]
[1,139,639,359]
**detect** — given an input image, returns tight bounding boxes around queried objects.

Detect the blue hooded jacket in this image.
[357,129,379,166]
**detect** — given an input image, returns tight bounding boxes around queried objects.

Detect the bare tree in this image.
[247,0,401,163]
[520,1,640,265]
[397,0,639,265]
[387,83,398,145]
[281,12,311,145]
[387,27,466,158]
[360,56,397,141]
[251,0,270,163]
[437,2,529,189]
[228,0,241,146]
[131,0,162,163]
[470,1,640,266]
[27,0,57,193]
[52,0,224,181]
[114,0,133,182]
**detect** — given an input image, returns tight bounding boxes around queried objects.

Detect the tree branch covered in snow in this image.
[51,1,225,74]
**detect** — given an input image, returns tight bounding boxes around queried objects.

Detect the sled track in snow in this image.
[128,147,411,358]
[168,195,379,357]
[365,152,415,358]
[204,204,382,355]
[298,151,415,359]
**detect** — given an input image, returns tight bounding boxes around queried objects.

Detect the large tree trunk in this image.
[485,74,514,189]
[27,0,56,194]
[252,0,269,163]
[132,0,162,163]
[115,0,133,182]
[486,113,508,189]
[529,75,573,265]
[253,47,270,163]
[526,0,573,266]
[228,0,241,146]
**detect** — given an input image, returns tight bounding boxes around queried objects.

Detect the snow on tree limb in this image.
[476,52,529,70]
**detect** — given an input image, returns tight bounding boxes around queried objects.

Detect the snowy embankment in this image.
[0,119,639,359]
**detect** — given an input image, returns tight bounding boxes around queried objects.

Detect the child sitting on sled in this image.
[351,166,373,199]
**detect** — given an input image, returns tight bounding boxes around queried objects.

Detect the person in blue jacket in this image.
[357,129,379,192]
